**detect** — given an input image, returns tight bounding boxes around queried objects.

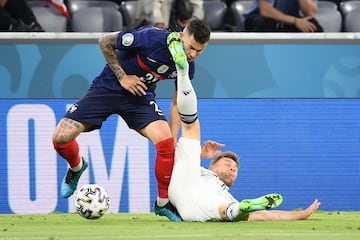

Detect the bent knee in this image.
[52,130,74,145]
[53,118,86,144]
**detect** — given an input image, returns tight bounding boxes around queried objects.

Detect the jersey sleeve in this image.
[117,30,141,51]
[117,27,167,51]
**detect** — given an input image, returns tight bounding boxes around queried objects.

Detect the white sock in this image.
[156,197,169,207]
[226,202,241,221]
[176,66,197,123]
[70,157,83,172]
[226,202,250,221]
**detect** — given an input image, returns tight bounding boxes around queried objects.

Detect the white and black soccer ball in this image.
[74,184,110,219]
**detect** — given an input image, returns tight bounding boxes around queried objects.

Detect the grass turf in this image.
[0,211,359,240]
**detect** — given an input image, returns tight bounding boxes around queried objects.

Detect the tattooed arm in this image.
[98,32,125,81]
[98,32,147,95]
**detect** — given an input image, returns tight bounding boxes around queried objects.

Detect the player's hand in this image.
[119,75,147,96]
[200,140,225,159]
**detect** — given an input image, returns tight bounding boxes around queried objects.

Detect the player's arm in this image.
[98,32,126,81]
[98,32,147,96]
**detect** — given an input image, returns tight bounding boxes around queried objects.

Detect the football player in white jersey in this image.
[168,41,321,222]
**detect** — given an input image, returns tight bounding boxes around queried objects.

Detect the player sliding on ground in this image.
[166,36,321,222]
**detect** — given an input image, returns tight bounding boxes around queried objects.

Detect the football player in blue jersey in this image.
[52,19,211,221]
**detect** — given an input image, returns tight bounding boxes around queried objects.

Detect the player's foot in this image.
[61,157,88,198]
[167,32,188,70]
[239,193,283,212]
[154,201,182,222]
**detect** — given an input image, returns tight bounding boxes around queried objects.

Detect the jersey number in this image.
[140,73,159,84]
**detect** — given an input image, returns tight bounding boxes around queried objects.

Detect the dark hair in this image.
[185,19,211,44]
[210,151,240,167]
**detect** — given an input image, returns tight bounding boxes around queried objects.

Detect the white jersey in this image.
[169,137,238,222]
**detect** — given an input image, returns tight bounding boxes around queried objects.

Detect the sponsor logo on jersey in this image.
[122,33,134,46]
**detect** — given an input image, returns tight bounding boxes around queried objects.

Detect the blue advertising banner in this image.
[1,99,359,214]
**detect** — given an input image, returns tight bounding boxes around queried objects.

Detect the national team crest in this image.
[67,104,78,113]
[122,33,134,46]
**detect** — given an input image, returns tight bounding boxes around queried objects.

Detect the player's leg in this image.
[167,62,202,220]
[140,121,174,197]
[53,118,89,198]
[152,31,193,221]
[167,32,187,70]
[53,88,110,198]
[172,39,198,139]
[146,30,197,221]
[222,193,283,222]
[140,119,181,221]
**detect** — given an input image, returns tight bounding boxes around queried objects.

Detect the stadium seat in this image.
[317,0,338,9]
[230,0,252,32]
[343,9,360,32]
[203,1,227,31]
[28,1,68,32]
[119,0,138,29]
[68,0,119,12]
[339,0,360,31]
[68,0,123,32]
[314,4,342,32]
[340,0,360,13]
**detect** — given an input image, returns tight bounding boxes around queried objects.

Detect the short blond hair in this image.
[210,151,240,167]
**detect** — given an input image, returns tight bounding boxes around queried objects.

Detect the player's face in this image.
[210,157,238,187]
[180,32,208,63]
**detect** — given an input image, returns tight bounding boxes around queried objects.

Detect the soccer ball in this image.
[74,184,110,219]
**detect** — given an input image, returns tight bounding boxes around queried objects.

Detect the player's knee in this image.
[52,132,73,145]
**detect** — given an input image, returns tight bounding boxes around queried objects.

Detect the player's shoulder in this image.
[118,26,170,48]
[134,26,170,37]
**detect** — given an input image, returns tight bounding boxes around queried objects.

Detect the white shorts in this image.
[169,137,228,222]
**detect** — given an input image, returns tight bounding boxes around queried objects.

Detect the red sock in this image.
[53,140,81,169]
[155,137,175,198]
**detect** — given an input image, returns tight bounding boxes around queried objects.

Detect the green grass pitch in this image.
[0,211,359,240]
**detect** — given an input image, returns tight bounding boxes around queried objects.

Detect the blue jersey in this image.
[93,27,195,93]
[64,27,196,131]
